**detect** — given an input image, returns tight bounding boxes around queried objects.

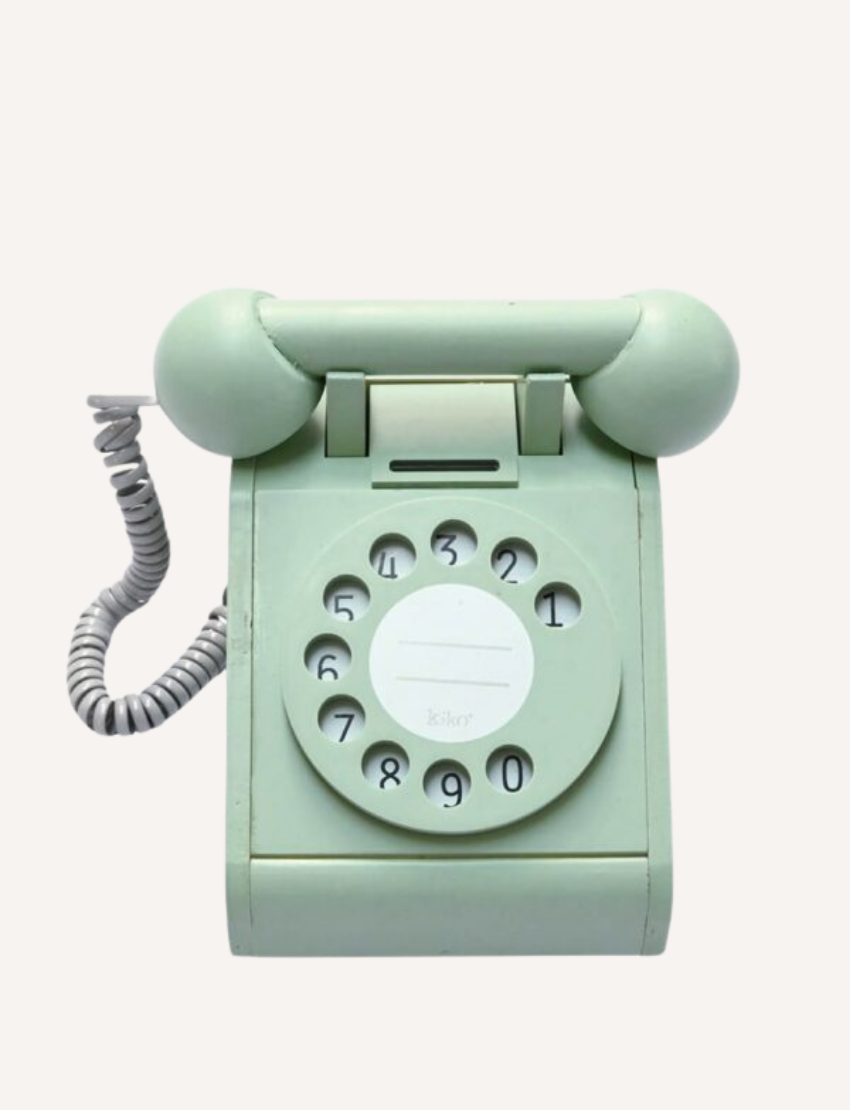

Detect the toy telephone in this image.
[67,290,738,956]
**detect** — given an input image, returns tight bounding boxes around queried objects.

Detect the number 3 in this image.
[436,533,459,566]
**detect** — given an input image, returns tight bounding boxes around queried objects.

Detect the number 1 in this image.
[541,591,563,627]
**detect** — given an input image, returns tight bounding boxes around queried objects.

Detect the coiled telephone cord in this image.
[67,397,227,734]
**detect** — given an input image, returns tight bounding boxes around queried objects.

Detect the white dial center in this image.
[369,584,534,742]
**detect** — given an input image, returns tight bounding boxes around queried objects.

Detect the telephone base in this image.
[225,389,673,957]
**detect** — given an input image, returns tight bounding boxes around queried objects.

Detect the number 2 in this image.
[496,547,518,582]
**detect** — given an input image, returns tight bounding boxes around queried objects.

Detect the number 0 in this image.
[501,755,523,793]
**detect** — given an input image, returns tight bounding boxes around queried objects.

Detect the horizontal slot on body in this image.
[390,459,500,473]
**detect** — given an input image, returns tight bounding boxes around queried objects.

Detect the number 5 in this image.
[333,594,355,621]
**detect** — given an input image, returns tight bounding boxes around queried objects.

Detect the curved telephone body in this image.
[74,290,738,956]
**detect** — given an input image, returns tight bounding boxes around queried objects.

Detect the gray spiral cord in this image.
[67,397,227,734]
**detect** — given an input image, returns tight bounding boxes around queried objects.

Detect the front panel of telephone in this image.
[246,394,651,859]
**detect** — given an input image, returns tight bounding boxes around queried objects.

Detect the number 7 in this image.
[334,712,355,742]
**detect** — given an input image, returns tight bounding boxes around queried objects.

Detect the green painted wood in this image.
[155,290,737,459]
[369,382,519,488]
[634,457,673,955]
[325,372,367,458]
[226,389,672,955]
[225,458,256,956]
[517,372,566,455]
[249,858,650,956]
[258,298,640,376]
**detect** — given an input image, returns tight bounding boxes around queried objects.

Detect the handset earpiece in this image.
[155,289,324,458]
[571,290,739,457]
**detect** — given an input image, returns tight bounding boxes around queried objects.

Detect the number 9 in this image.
[425,762,470,808]
[440,772,463,807]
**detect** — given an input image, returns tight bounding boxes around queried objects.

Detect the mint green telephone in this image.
[68,290,738,956]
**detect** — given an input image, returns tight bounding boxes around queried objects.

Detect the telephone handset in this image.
[68,290,738,955]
